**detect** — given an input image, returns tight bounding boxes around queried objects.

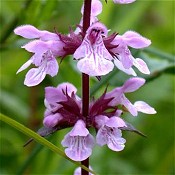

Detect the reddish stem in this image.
[81,0,92,175]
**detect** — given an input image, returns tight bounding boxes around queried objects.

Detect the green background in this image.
[0,0,174,174]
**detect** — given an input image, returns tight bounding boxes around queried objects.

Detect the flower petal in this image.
[14,25,40,39]
[24,67,46,87]
[16,59,32,74]
[121,95,138,116]
[123,31,151,48]
[108,137,126,151]
[114,59,137,76]
[43,113,63,128]
[122,77,145,93]
[70,120,89,136]
[134,101,157,114]
[45,56,59,77]
[133,58,150,74]
[106,117,127,128]
[77,55,114,76]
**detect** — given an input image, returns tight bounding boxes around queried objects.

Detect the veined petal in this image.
[24,67,46,87]
[16,59,33,74]
[62,131,94,161]
[77,54,114,76]
[133,58,150,74]
[45,55,59,77]
[122,77,145,93]
[108,136,126,151]
[123,31,151,48]
[134,101,157,114]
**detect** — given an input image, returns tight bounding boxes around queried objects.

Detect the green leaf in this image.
[0,113,97,175]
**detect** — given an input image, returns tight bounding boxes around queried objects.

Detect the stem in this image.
[81,0,92,175]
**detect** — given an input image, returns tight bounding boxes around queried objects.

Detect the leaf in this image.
[119,121,147,138]
[0,113,97,175]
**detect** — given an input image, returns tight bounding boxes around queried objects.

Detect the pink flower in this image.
[74,22,114,76]
[14,25,65,86]
[95,115,126,151]
[113,0,136,4]
[61,120,95,161]
[74,166,93,175]
[105,77,156,116]
[112,31,151,75]
[75,0,102,34]
[43,82,82,128]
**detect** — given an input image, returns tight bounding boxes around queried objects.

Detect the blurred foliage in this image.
[0,0,174,175]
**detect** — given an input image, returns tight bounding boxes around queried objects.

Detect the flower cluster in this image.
[14,0,157,174]
[42,79,156,161]
[14,0,150,86]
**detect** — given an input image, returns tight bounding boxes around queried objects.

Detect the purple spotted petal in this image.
[96,126,126,151]
[122,77,145,93]
[134,101,157,114]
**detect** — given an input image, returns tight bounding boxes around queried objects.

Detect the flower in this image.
[14,25,65,86]
[105,77,156,116]
[74,22,114,76]
[95,115,126,151]
[61,120,95,161]
[74,166,93,175]
[75,0,102,34]
[113,0,136,4]
[43,82,81,128]
[112,31,151,75]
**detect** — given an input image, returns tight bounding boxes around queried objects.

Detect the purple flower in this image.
[113,0,136,4]
[14,25,65,86]
[112,31,151,75]
[95,115,126,151]
[43,82,81,128]
[74,166,93,175]
[105,77,156,116]
[74,22,114,76]
[61,120,95,161]
[75,0,102,34]
[44,82,79,115]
